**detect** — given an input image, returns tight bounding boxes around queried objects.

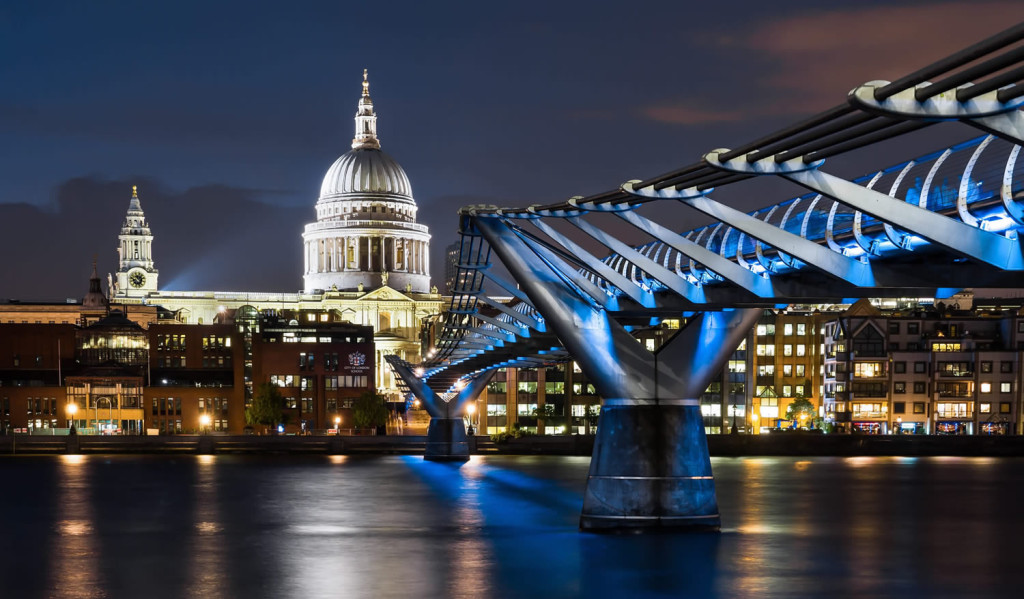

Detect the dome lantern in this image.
[352,69,381,150]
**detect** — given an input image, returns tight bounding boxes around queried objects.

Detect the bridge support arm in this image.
[386,357,445,419]
[476,215,755,531]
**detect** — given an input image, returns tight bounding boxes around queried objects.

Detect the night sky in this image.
[2,1,1022,300]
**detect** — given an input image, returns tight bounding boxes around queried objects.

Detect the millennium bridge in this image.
[388,23,1024,532]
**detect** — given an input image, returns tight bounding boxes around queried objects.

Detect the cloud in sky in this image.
[641,105,746,125]
[642,2,1024,124]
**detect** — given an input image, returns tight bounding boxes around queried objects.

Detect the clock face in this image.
[129,271,147,288]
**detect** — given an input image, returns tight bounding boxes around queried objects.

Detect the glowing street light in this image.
[199,413,211,434]
[465,402,477,436]
[66,402,78,435]
[334,416,341,434]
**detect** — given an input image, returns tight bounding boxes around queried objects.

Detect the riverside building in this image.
[0,272,375,435]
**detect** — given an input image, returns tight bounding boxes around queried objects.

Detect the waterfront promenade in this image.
[5,433,1024,457]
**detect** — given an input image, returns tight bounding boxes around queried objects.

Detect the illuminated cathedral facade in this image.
[109,72,442,399]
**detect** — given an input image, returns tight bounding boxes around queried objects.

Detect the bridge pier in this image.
[476,216,758,531]
[581,402,718,531]
[424,418,470,461]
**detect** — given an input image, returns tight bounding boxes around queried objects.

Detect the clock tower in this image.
[114,185,158,298]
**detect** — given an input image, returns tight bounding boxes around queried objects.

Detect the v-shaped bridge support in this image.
[476,216,759,531]
[388,356,494,461]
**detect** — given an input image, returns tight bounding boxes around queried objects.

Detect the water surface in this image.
[0,454,1019,598]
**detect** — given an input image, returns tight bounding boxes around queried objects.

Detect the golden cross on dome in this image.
[132,185,138,197]
[362,69,369,96]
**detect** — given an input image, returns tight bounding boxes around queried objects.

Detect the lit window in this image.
[980,403,991,414]
[1001,382,1012,393]
[980,382,992,393]
[783,324,793,336]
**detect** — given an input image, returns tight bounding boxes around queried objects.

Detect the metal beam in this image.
[612,207,776,297]
[678,195,876,286]
[527,218,655,307]
[565,215,707,303]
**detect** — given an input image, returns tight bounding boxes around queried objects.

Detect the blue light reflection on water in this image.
[1,455,1023,598]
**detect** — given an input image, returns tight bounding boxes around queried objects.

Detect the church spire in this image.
[352,68,381,150]
[83,256,108,309]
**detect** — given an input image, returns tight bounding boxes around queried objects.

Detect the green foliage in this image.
[490,428,526,444]
[246,383,285,432]
[785,395,816,425]
[532,404,558,418]
[351,391,389,429]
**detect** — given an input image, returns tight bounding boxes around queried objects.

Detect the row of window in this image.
[198,397,229,415]
[756,344,810,357]
[24,397,58,415]
[271,374,369,389]
[298,352,345,371]
[486,381,597,396]
[756,323,810,336]
[158,354,232,368]
[156,334,187,351]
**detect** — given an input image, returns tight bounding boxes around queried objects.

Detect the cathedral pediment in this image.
[359,285,412,302]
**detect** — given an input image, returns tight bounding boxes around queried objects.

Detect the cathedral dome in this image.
[318,147,412,201]
[302,69,432,295]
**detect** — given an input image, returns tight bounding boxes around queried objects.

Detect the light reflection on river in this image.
[1,454,1021,598]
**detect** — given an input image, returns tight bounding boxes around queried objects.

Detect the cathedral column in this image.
[303,241,309,274]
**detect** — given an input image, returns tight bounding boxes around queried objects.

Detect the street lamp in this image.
[66,402,78,435]
[199,413,211,434]
[466,402,477,436]
[334,416,341,435]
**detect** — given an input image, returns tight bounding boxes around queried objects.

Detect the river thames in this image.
[0,454,1020,598]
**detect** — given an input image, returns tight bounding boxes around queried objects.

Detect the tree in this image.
[246,383,285,434]
[785,395,816,428]
[352,391,389,431]
[532,403,561,434]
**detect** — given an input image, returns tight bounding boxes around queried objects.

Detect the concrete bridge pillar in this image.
[476,216,758,531]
